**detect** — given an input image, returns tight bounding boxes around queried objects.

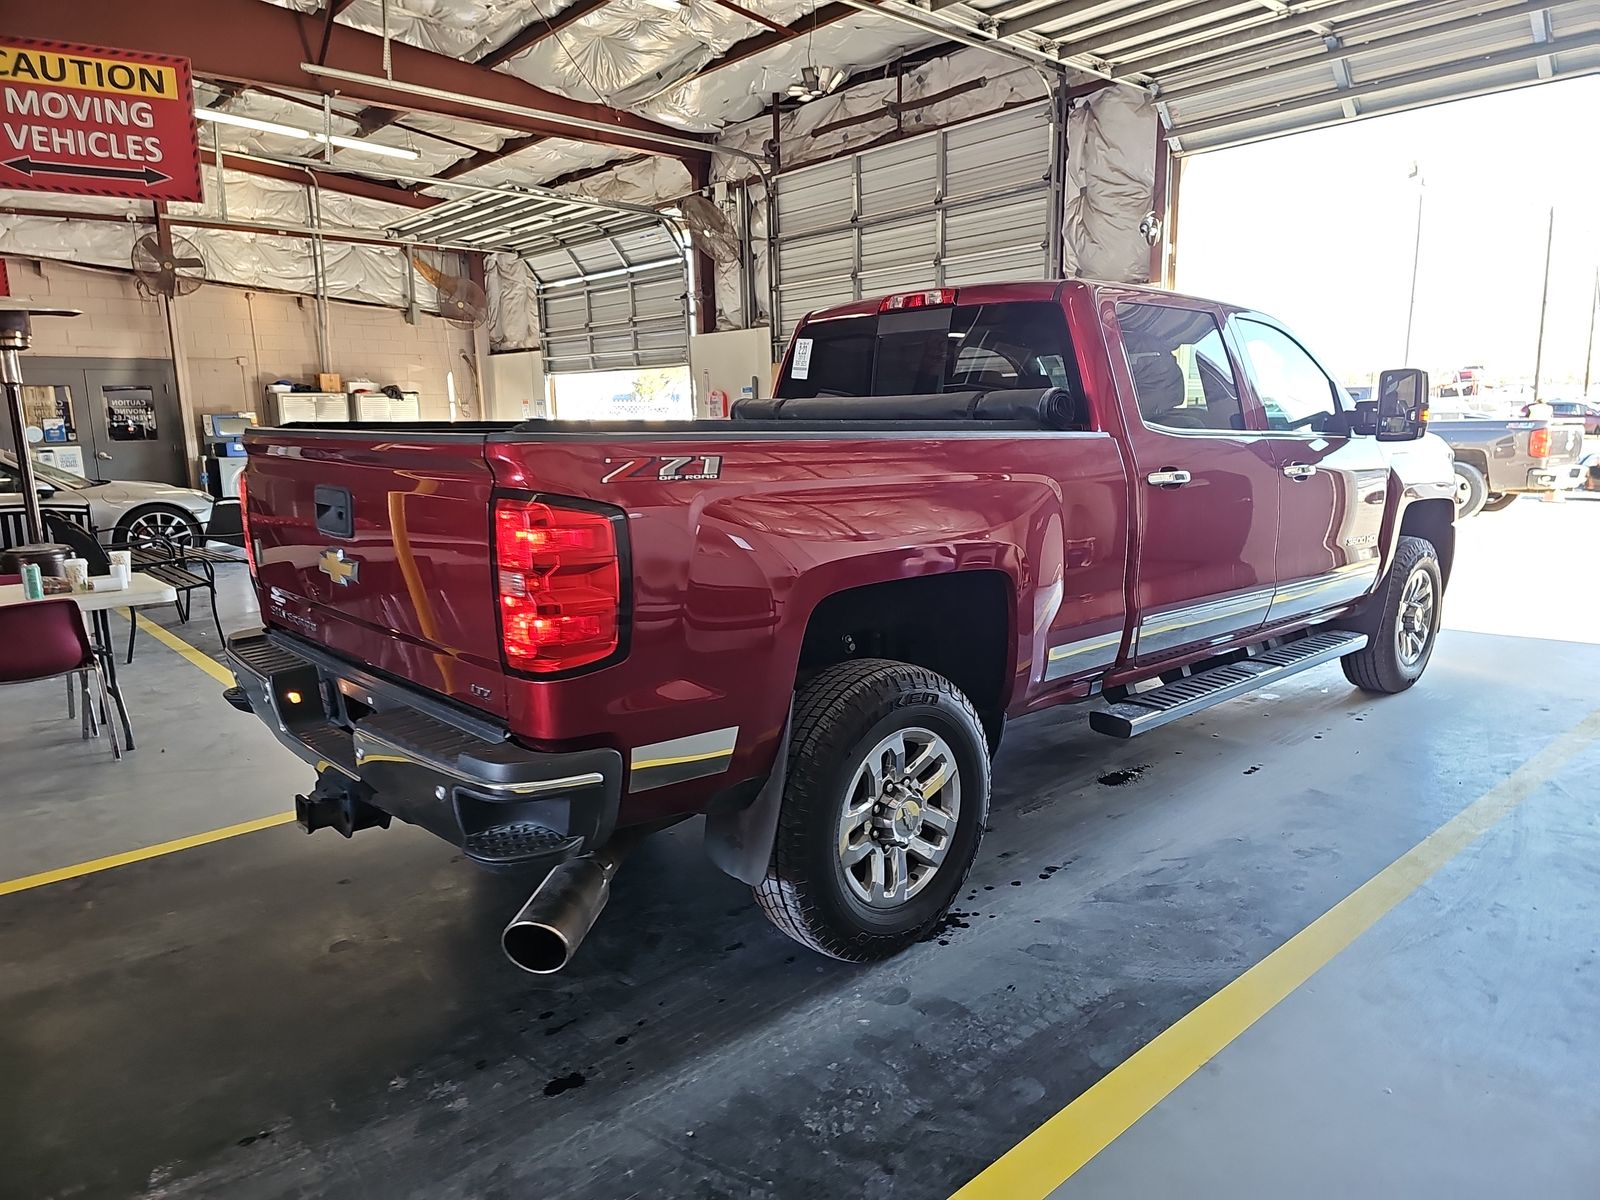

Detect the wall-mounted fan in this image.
[679,193,742,265]
[131,232,207,298]
[411,255,489,330]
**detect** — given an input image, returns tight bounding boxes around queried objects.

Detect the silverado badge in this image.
[317,547,360,586]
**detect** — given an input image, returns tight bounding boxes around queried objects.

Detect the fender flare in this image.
[702,706,792,886]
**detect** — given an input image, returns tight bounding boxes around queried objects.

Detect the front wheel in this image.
[1480,492,1518,513]
[754,659,990,962]
[1340,535,1442,694]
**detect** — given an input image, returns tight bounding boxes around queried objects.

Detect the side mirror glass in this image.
[1376,368,1429,441]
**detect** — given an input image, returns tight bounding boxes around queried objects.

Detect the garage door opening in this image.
[548,366,693,421]
[1175,76,1600,398]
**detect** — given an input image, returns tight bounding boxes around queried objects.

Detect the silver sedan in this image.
[1,451,215,545]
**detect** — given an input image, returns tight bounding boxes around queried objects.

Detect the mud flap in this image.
[703,710,791,886]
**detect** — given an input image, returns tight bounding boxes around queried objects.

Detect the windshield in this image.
[778,302,1075,399]
[0,452,87,490]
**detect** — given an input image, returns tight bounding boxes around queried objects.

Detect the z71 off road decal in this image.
[601,455,723,483]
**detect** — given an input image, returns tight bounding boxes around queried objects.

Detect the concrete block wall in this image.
[2,258,169,360]
[4,257,480,424]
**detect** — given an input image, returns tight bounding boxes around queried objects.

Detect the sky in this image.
[1175,75,1600,392]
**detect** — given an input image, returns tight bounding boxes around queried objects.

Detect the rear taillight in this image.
[494,497,621,674]
[237,469,257,577]
[879,289,957,312]
[1529,427,1551,458]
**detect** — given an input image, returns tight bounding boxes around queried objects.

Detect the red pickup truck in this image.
[226,281,1455,972]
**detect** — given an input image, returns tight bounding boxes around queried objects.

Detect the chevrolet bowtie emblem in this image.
[317,547,359,586]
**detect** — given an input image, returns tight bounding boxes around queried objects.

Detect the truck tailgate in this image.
[245,429,509,718]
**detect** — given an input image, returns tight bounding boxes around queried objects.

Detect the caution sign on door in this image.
[0,38,202,201]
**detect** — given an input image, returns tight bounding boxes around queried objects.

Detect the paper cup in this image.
[108,550,132,571]
[112,564,132,587]
[63,558,90,591]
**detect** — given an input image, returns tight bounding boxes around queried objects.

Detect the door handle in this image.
[1145,469,1191,488]
[96,452,113,461]
[1282,463,1316,480]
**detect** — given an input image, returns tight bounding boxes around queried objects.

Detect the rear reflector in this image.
[1529,427,1551,458]
[238,469,257,578]
[493,498,621,674]
[880,289,957,312]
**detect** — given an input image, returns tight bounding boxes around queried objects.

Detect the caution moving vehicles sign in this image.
[0,38,202,201]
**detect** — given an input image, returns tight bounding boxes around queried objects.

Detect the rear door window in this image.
[1115,302,1247,433]
[778,302,1074,399]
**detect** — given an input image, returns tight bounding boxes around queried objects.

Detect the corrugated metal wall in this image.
[772,104,1057,337]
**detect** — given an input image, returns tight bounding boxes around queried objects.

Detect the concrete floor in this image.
[2,495,1598,1199]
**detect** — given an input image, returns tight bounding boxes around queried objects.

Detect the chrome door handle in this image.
[1282,463,1316,480]
[96,452,112,461]
[1145,469,1191,488]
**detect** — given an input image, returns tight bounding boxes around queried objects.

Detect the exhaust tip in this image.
[502,920,575,974]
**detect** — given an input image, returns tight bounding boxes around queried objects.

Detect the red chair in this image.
[0,598,120,759]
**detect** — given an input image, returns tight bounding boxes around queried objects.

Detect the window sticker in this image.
[791,337,814,380]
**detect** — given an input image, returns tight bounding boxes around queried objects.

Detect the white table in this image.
[0,571,179,748]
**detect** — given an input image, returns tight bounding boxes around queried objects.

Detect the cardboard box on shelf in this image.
[316,373,343,392]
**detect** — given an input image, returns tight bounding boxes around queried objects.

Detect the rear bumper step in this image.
[225,630,622,866]
[1089,631,1367,739]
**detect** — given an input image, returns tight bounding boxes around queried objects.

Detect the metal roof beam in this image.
[6,0,708,165]
[698,3,858,76]
[476,0,617,68]
[200,149,441,209]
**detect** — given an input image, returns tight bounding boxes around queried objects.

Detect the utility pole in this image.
[1532,207,1554,405]
[1403,164,1423,363]
[1584,267,1598,400]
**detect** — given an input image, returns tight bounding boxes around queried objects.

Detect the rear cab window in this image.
[779,301,1078,403]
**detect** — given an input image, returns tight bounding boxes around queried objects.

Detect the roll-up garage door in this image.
[525,226,689,375]
[773,103,1056,338]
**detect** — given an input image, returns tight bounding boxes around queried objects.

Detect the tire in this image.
[1480,493,1518,513]
[754,659,990,962]
[116,503,203,548]
[1340,535,1442,694]
[1451,462,1487,520]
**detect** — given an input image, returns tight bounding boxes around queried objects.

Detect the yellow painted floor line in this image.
[117,608,236,686]
[952,704,1600,1200]
[0,812,297,898]
[0,612,287,899]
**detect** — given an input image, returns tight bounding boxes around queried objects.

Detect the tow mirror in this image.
[1375,368,1429,441]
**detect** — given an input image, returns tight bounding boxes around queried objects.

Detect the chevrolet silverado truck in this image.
[1431,413,1585,517]
[224,282,1455,973]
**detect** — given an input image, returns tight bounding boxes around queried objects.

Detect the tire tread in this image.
[753,658,988,961]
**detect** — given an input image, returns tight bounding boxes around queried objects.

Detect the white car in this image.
[0,451,215,545]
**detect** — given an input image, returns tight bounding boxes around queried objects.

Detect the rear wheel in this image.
[1340,535,1442,694]
[1452,462,1487,519]
[1480,492,1518,513]
[754,659,989,961]
[115,503,202,548]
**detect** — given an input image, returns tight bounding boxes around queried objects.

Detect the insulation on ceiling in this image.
[1063,86,1158,284]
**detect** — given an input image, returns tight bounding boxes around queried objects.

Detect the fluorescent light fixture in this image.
[194,108,420,160]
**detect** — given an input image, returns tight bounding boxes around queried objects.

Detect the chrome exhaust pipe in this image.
[501,843,627,974]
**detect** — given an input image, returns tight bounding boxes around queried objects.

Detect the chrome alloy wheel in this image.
[124,508,195,546]
[836,726,961,909]
[1396,567,1436,667]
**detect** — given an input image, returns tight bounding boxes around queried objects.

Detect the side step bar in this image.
[1089,631,1367,739]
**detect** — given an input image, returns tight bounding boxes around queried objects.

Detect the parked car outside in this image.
[1429,413,1586,517]
[0,450,215,544]
[1519,400,1600,435]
